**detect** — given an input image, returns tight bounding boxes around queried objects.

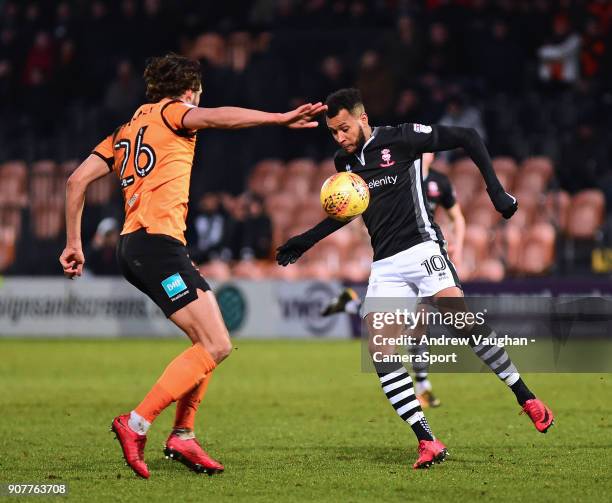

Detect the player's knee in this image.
[209,336,232,363]
[211,321,232,362]
[185,325,232,363]
[367,339,378,356]
[368,339,396,358]
[208,341,232,365]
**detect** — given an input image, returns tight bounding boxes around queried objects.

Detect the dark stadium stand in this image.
[0,0,610,279]
[0,155,606,281]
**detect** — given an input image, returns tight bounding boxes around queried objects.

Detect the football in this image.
[320,172,370,222]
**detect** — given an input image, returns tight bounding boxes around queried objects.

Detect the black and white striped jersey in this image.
[333,123,445,262]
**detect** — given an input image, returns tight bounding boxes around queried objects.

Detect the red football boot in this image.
[412,439,448,469]
[520,398,554,433]
[164,433,224,475]
[110,414,150,479]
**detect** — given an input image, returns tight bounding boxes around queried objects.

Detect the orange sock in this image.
[135,344,216,423]
[174,372,213,431]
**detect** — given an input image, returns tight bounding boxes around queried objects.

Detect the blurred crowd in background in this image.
[0,0,611,280]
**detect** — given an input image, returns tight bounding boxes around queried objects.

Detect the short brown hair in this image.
[143,53,201,102]
[325,88,364,118]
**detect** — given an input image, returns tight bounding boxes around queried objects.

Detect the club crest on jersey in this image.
[380,149,395,168]
[413,124,432,134]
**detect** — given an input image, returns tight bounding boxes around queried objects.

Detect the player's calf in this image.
[366,313,443,449]
[170,290,233,364]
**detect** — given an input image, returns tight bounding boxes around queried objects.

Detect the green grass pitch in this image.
[0,338,610,502]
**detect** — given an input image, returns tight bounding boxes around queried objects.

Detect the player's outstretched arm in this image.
[412,125,517,219]
[183,102,327,130]
[59,154,112,279]
[276,217,347,266]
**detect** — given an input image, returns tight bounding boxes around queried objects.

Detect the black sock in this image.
[510,378,535,406]
[411,416,434,442]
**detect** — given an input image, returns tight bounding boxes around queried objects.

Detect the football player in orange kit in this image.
[59,53,326,479]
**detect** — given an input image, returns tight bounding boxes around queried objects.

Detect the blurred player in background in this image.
[85,217,121,276]
[277,88,554,469]
[322,152,465,408]
[59,53,326,479]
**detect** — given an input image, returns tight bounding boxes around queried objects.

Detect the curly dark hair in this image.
[325,88,363,118]
[143,53,202,102]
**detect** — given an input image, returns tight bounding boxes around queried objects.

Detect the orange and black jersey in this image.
[92,98,197,245]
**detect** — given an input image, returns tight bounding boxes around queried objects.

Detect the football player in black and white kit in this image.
[321,152,465,409]
[276,89,554,469]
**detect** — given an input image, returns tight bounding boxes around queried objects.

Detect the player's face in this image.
[183,85,202,106]
[326,109,368,154]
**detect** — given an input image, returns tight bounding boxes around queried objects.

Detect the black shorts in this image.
[116,228,211,317]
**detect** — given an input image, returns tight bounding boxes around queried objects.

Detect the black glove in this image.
[276,234,314,266]
[276,217,347,266]
[487,187,518,219]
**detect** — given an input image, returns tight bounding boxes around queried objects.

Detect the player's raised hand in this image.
[279,102,328,129]
[487,187,518,219]
[59,246,85,279]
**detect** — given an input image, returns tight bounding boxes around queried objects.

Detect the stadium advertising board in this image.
[2,278,611,339]
[0,278,352,338]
